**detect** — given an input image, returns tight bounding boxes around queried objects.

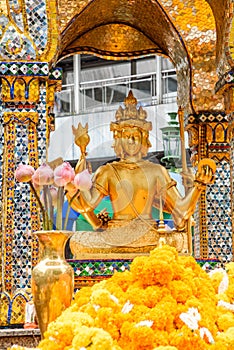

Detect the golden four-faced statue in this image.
[66,91,216,257]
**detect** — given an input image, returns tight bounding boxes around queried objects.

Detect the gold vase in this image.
[31,230,74,338]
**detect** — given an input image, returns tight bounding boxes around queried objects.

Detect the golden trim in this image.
[28,122,40,267]
[40,0,59,63]
[3,121,16,293]
[3,112,39,124]
[199,124,208,259]
[207,153,230,162]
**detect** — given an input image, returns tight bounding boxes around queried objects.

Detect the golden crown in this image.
[110,91,152,132]
[124,90,137,106]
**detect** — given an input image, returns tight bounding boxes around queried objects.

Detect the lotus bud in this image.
[40,186,58,208]
[54,162,75,187]
[74,169,92,191]
[15,164,35,182]
[50,186,58,207]
[32,163,54,186]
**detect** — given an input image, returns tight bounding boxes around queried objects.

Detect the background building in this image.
[48,54,184,166]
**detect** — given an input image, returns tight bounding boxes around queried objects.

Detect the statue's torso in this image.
[94,160,171,221]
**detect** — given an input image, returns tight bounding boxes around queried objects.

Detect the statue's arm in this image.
[163,185,201,230]
[65,183,104,230]
[66,182,104,210]
[65,165,109,230]
[156,161,215,230]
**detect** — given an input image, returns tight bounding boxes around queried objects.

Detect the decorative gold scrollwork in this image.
[3,112,39,125]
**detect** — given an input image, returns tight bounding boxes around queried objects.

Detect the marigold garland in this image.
[8,245,234,350]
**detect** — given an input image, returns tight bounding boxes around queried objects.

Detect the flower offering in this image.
[15,162,92,231]
[9,245,234,350]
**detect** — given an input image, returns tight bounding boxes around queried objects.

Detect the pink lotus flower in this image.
[15,164,35,182]
[15,161,78,231]
[40,186,58,208]
[32,164,54,186]
[50,186,58,207]
[54,162,75,187]
[74,169,92,191]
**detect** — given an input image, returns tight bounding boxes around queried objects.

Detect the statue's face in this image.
[121,127,142,156]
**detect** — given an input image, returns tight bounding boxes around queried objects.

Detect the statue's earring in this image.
[120,150,125,160]
[118,143,124,160]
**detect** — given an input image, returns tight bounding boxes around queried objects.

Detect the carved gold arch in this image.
[56,0,232,113]
[57,0,232,68]
[0,1,232,112]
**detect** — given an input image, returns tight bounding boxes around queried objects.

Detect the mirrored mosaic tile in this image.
[206,161,232,263]
[9,0,24,32]
[68,259,132,277]
[25,0,48,52]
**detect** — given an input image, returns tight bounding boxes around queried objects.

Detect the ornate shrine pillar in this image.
[0,64,61,325]
[0,0,60,325]
[215,70,234,259]
[186,112,232,263]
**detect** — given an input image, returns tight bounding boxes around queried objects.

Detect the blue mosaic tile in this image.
[68,259,132,278]
[0,62,49,76]
[49,67,63,80]
[9,0,24,32]
[25,0,48,52]
[206,161,232,263]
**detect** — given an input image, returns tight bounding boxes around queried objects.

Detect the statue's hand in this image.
[65,182,78,197]
[97,208,111,229]
[181,169,195,189]
[75,157,86,174]
[194,158,216,188]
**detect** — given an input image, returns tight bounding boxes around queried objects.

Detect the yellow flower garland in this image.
[8,245,234,350]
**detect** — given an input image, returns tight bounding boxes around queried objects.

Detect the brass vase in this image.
[31,230,74,338]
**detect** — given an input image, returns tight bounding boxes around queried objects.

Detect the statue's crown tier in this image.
[110,90,152,132]
[124,90,138,106]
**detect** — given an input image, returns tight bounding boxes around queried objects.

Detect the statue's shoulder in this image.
[141,160,169,177]
[94,163,112,177]
[141,160,163,169]
[106,161,127,171]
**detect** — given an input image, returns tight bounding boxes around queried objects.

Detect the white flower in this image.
[208,267,226,277]
[49,336,56,341]
[218,273,229,294]
[110,294,119,304]
[179,307,201,330]
[93,304,100,311]
[135,320,153,328]
[121,300,134,314]
[218,300,234,311]
[199,327,215,344]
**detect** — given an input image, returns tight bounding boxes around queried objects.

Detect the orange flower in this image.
[128,325,156,350]
[10,246,234,350]
[169,326,210,350]
[169,280,193,304]
[217,312,234,332]
[131,256,174,287]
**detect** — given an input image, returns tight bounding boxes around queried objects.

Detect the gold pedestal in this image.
[70,220,188,259]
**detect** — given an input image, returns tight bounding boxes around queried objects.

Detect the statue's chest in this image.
[110,167,157,196]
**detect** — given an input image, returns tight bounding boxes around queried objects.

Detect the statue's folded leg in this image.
[69,219,188,258]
